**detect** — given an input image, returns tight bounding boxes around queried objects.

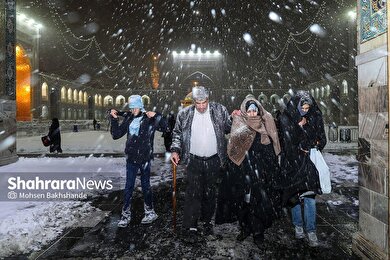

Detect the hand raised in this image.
[231,109,241,116]
[146,111,156,118]
[110,109,118,118]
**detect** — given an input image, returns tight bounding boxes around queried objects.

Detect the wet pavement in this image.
[29,171,360,260]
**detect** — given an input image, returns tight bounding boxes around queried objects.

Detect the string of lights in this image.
[292,37,319,55]
[290,2,325,36]
[252,3,326,78]
[46,0,136,80]
[290,7,325,45]
[47,3,100,61]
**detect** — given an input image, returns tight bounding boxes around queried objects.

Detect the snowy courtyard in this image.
[2,0,365,257]
[0,148,358,258]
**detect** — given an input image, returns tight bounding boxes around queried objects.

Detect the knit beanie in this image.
[129,95,144,109]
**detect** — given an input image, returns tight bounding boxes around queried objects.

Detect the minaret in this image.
[151,55,159,89]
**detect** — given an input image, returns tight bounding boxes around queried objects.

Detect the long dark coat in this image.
[48,118,62,153]
[215,133,282,232]
[277,91,326,206]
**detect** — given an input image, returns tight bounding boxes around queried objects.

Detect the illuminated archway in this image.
[180,71,215,90]
[104,95,113,106]
[115,95,126,107]
[16,44,32,121]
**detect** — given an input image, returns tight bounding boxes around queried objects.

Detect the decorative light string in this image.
[45,0,326,86]
[252,2,326,78]
[47,0,136,80]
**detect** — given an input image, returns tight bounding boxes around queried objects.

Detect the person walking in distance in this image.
[93,118,97,130]
[48,118,62,153]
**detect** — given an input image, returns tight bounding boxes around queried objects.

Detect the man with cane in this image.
[170,86,231,242]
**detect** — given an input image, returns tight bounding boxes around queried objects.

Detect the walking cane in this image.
[172,162,177,233]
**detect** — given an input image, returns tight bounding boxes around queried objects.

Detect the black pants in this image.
[50,143,62,153]
[183,154,220,229]
[238,201,266,236]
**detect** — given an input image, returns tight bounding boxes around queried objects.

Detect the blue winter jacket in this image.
[110,112,167,164]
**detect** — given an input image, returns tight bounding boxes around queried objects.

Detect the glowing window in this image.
[67,88,73,102]
[42,82,48,101]
[73,89,78,103]
[342,80,348,95]
[61,87,67,101]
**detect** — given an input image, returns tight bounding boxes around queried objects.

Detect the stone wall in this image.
[352,1,389,259]
[0,101,17,166]
[0,0,18,166]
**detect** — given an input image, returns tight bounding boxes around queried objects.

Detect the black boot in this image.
[236,229,251,241]
[181,228,199,244]
[203,222,214,236]
[253,233,265,249]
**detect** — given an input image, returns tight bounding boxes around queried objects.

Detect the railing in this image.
[325,125,358,143]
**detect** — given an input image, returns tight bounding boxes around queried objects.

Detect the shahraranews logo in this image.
[8,176,113,191]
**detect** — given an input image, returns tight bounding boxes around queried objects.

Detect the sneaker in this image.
[307,232,319,247]
[118,215,130,228]
[295,226,305,239]
[236,229,251,241]
[141,209,158,224]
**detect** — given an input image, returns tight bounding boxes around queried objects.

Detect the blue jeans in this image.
[291,197,316,233]
[122,160,153,214]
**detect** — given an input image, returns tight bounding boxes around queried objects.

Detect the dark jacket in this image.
[162,112,175,152]
[278,91,325,205]
[48,118,61,152]
[110,112,167,164]
[170,102,232,165]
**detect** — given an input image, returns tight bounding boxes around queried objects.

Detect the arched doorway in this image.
[49,88,59,118]
[16,44,32,121]
[88,96,94,120]
[180,71,216,96]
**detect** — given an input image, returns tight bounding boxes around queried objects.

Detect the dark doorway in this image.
[49,89,59,119]
[88,96,94,120]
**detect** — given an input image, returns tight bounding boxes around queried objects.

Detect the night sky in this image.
[17,0,356,90]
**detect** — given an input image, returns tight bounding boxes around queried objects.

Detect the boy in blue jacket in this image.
[110,95,167,227]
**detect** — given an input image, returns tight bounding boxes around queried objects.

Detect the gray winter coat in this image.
[170,102,232,165]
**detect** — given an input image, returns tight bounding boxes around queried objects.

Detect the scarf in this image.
[227,97,281,166]
[129,115,143,136]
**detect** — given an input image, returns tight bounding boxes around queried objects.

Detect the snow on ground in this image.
[0,201,96,257]
[16,131,166,154]
[0,155,177,258]
[323,152,358,184]
[0,149,357,258]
